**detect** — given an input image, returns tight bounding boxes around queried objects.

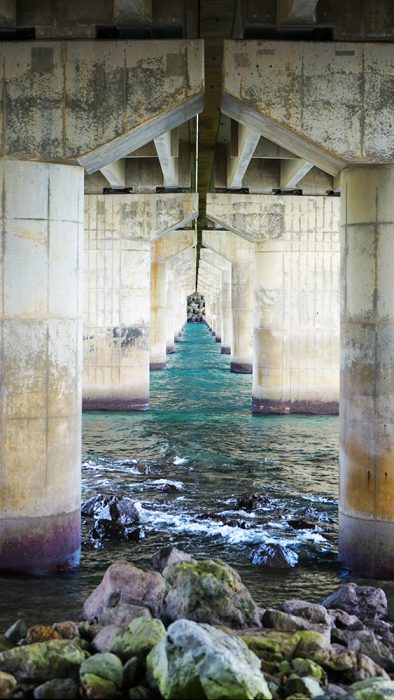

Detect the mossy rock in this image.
[0,639,88,682]
[98,617,165,662]
[291,658,327,685]
[347,678,394,699]
[80,652,123,688]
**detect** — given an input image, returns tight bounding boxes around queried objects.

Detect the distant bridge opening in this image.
[187,292,205,322]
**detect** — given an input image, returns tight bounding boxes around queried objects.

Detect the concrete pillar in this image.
[252,197,340,414]
[339,165,394,577]
[150,261,168,370]
[166,268,176,353]
[200,248,232,354]
[0,160,83,573]
[231,259,253,373]
[150,230,194,369]
[83,193,197,410]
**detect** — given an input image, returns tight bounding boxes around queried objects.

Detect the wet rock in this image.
[236,493,271,510]
[0,640,88,682]
[81,494,108,517]
[146,619,272,700]
[291,657,327,684]
[26,627,62,644]
[81,561,166,621]
[33,678,79,699]
[51,621,79,640]
[288,518,319,530]
[284,674,324,698]
[4,619,27,645]
[151,546,192,573]
[281,600,333,626]
[321,584,387,623]
[93,617,165,662]
[80,652,123,689]
[0,671,17,698]
[88,519,141,546]
[251,543,299,568]
[98,603,152,628]
[294,507,334,523]
[162,558,262,628]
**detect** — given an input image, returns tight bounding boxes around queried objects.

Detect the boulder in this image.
[80,652,123,689]
[151,546,192,573]
[284,674,324,698]
[26,626,62,644]
[330,629,394,671]
[33,678,79,699]
[147,619,272,700]
[347,678,394,699]
[93,617,165,662]
[329,609,365,632]
[236,494,271,510]
[51,621,80,640]
[262,610,331,641]
[4,619,27,645]
[81,561,166,621]
[291,658,327,684]
[321,584,387,622]
[0,640,88,682]
[0,671,17,698]
[162,559,262,628]
[80,673,120,698]
[281,601,332,626]
[251,544,298,568]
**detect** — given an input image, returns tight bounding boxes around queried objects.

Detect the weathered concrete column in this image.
[166,268,176,353]
[83,194,197,410]
[150,230,194,369]
[339,165,394,577]
[203,228,253,373]
[0,159,83,573]
[200,249,232,354]
[252,196,340,414]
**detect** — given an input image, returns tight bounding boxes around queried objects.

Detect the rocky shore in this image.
[1,549,394,700]
[187,292,205,322]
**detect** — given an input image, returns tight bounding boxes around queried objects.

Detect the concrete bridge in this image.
[1,0,394,578]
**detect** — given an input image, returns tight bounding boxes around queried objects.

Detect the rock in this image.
[288,519,318,530]
[262,609,331,641]
[162,558,262,628]
[81,560,166,621]
[326,683,347,696]
[284,674,324,698]
[281,601,332,627]
[122,657,139,689]
[98,603,152,627]
[82,494,108,517]
[321,585,387,622]
[89,520,141,545]
[82,496,140,526]
[26,626,62,644]
[0,640,88,682]
[347,678,394,699]
[146,618,272,700]
[4,619,28,645]
[251,544,299,568]
[80,652,123,689]
[93,618,165,662]
[0,671,17,698]
[33,678,79,699]
[291,658,327,685]
[329,609,366,632]
[330,629,394,671]
[315,646,389,684]
[51,622,79,640]
[151,546,192,573]
[236,493,271,510]
[80,672,121,699]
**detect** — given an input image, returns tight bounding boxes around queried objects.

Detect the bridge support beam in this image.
[339,165,394,577]
[0,159,83,573]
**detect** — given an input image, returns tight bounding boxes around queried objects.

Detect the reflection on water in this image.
[1,323,394,627]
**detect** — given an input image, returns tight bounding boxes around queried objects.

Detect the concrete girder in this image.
[100,159,126,189]
[114,0,152,33]
[222,41,394,174]
[277,0,319,29]
[1,40,204,173]
[280,159,314,188]
[253,137,300,160]
[154,129,179,187]
[228,124,261,188]
[151,229,195,263]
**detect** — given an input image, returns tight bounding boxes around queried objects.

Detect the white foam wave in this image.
[173,456,189,465]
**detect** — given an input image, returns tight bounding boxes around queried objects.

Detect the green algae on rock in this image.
[0,640,88,682]
[147,618,272,700]
[162,558,262,628]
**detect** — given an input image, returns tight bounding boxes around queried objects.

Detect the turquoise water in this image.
[1,322,393,628]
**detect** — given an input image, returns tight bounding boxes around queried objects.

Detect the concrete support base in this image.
[339,513,394,578]
[82,397,148,411]
[252,398,338,415]
[166,344,175,354]
[221,346,231,355]
[231,362,253,374]
[150,362,166,371]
